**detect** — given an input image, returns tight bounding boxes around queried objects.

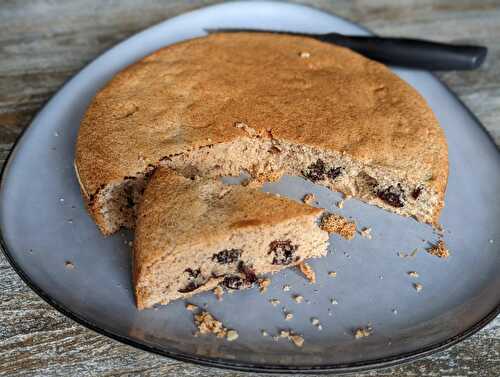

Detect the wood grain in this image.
[1,1,499,376]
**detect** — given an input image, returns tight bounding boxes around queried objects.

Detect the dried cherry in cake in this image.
[212,249,242,264]
[377,184,406,208]
[238,262,258,284]
[326,166,342,180]
[222,276,244,290]
[269,240,299,265]
[185,268,200,278]
[302,159,326,182]
[411,187,422,200]
[221,266,257,290]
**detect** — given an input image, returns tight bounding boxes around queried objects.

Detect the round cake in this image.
[75,32,448,234]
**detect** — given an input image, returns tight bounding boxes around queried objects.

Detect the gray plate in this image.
[0,1,499,374]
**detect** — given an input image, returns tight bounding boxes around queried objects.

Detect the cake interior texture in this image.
[90,133,442,236]
[133,167,328,309]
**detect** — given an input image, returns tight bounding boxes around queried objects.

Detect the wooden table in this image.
[1,1,499,375]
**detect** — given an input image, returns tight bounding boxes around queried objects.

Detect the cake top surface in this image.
[134,167,323,272]
[76,32,447,195]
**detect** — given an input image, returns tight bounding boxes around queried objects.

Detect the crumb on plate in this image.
[298,261,316,283]
[194,311,227,338]
[258,278,271,293]
[320,213,356,240]
[359,227,372,239]
[302,193,315,205]
[354,326,372,339]
[426,240,450,259]
[413,282,423,292]
[226,329,239,342]
[269,298,280,306]
[185,303,198,311]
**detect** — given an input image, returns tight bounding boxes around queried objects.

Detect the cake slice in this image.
[133,167,329,309]
[75,32,448,235]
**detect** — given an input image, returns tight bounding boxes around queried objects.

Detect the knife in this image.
[205,28,487,71]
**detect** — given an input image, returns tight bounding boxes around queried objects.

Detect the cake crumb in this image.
[194,311,227,338]
[290,334,305,347]
[298,262,316,283]
[328,271,337,278]
[279,330,290,338]
[413,283,424,292]
[269,298,280,306]
[302,193,316,205]
[320,213,356,240]
[226,329,239,342]
[213,286,224,301]
[311,317,320,326]
[426,240,450,259]
[64,261,75,270]
[258,278,271,293]
[330,298,338,305]
[407,271,419,278]
[354,326,373,339]
[283,284,291,292]
[293,295,304,303]
[127,241,133,247]
[413,283,423,292]
[299,51,311,58]
[359,227,372,239]
[284,312,294,321]
[185,303,198,311]
[278,329,305,347]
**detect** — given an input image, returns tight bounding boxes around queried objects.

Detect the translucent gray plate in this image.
[0,1,499,373]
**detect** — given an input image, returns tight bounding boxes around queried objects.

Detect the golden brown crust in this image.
[76,32,448,223]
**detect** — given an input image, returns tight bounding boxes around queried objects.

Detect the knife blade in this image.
[205,28,487,71]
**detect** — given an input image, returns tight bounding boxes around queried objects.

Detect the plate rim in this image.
[0,1,499,373]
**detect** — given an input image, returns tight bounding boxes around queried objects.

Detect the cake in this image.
[75,32,448,235]
[133,167,329,309]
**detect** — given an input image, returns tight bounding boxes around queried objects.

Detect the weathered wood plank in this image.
[1,1,499,376]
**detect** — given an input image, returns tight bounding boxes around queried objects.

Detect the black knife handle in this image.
[320,35,487,70]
